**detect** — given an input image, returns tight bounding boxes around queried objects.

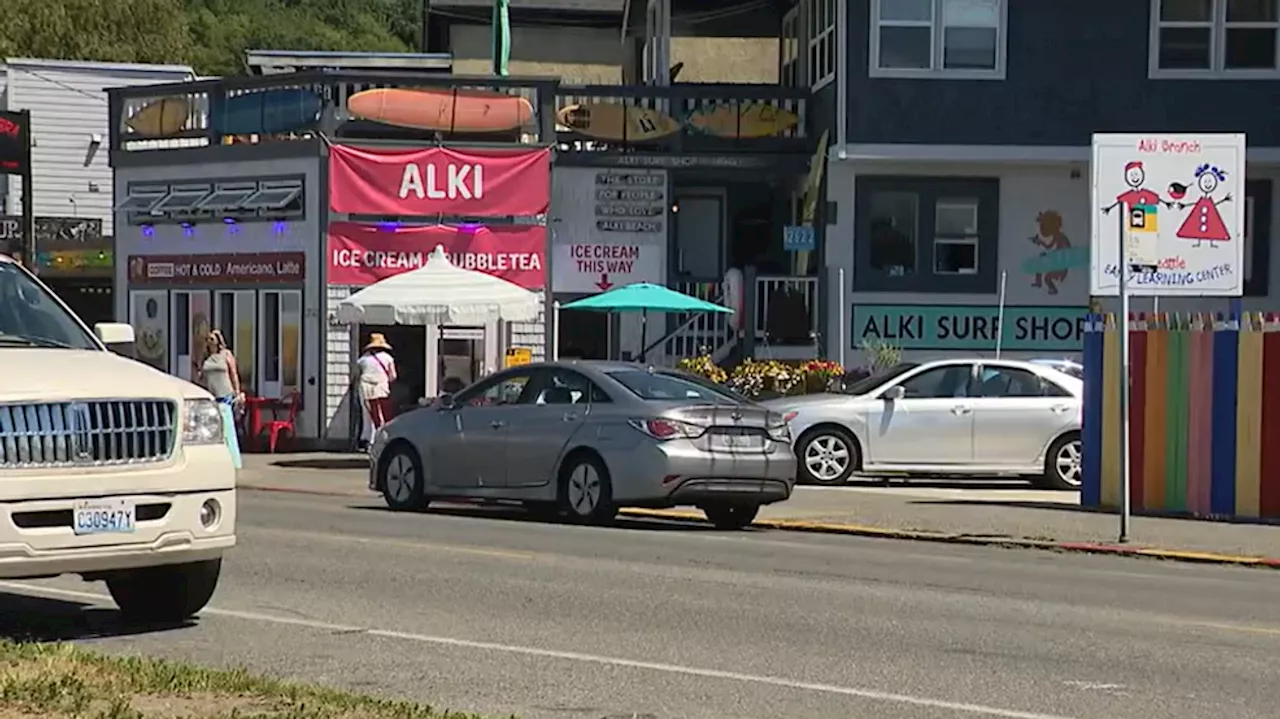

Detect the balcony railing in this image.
[555,84,810,154]
[106,71,561,152]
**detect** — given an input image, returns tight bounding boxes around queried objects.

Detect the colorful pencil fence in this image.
[1082,312,1280,520]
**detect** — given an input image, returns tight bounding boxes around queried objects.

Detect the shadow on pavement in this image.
[0,591,194,643]
[911,498,1280,528]
[271,458,367,471]
[347,502,723,532]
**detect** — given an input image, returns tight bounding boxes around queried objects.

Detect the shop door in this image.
[259,290,303,399]
[170,290,211,382]
[214,290,258,395]
[674,191,725,279]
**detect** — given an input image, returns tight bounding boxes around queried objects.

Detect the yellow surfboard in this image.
[556,104,680,141]
[687,102,799,138]
[125,97,191,137]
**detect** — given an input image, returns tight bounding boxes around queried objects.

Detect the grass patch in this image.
[0,640,495,719]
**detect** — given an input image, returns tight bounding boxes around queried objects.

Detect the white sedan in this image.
[761,359,1083,490]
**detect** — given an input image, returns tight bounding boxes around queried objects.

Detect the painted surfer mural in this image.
[1022,209,1088,296]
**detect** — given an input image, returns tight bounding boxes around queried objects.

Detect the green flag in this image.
[492,0,510,76]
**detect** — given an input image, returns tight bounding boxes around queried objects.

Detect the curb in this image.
[239,484,1280,569]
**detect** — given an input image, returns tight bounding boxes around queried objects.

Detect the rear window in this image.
[607,370,737,402]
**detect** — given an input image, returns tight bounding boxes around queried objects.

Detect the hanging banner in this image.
[327,221,546,288]
[0,111,30,176]
[328,145,551,217]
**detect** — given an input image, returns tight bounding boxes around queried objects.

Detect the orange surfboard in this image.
[347,88,534,132]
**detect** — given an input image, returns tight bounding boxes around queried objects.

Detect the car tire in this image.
[701,503,760,530]
[380,443,430,511]
[1037,433,1083,491]
[106,559,221,623]
[558,452,616,524]
[797,427,858,486]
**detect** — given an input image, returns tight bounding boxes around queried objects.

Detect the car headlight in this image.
[767,418,792,442]
[182,399,225,445]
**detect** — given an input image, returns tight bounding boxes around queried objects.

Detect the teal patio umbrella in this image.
[562,283,733,362]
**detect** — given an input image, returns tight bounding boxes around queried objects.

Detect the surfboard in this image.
[686,103,800,139]
[214,88,322,135]
[125,97,190,137]
[556,104,680,142]
[347,88,534,132]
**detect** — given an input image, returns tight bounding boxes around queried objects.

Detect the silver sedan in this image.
[761,359,1083,490]
[369,361,796,529]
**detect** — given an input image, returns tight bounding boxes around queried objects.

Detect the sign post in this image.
[1090,132,1246,543]
[0,110,32,269]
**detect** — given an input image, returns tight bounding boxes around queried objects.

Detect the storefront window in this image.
[129,290,169,371]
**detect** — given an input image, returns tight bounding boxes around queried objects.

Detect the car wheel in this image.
[701,503,760,530]
[798,428,858,485]
[106,559,221,623]
[380,443,429,511]
[559,453,616,524]
[1037,433,1083,490]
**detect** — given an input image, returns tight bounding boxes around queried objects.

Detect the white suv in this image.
[0,255,235,622]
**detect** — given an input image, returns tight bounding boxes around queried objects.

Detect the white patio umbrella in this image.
[335,244,540,325]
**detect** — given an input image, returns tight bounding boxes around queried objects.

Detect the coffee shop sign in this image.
[852,305,1088,351]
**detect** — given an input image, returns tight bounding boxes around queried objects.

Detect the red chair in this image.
[261,390,301,453]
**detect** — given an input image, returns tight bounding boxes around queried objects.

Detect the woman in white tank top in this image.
[197,329,243,469]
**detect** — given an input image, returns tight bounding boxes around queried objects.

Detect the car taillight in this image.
[628,418,705,440]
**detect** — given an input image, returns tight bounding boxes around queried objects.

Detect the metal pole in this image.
[19,110,34,273]
[552,300,561,360]
[994,271,1008,359]
[837,267,846,368]
[1117,212,1131,544]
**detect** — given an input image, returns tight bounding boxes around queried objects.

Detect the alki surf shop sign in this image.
[326,221,546,288]
[328,145,551,217]
[852,305,1089,352]
[1090,133,1245,296]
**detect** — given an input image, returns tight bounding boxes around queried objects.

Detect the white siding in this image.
[2,59,193,234]
[325,286,357,442]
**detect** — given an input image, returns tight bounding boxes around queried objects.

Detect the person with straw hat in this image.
[353,333,397,447]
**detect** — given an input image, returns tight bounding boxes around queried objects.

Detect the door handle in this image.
[951,405,973,415]
[562,412,579,422]
[490,420,505,429]
[1050,405,1072,414]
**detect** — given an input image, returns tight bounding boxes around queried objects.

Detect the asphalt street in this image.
[2,489,1279,719]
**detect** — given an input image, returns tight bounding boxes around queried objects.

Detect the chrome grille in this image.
[0,400,177,468]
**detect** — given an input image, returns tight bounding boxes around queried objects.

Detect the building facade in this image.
[819,0,1280,363]
[1,57,195,322]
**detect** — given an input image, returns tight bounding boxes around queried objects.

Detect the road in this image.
[2,489,1279,719]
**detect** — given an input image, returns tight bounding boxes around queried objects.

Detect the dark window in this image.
[216,292,235,348]
[263,292,280,383]
[608,370,735,402]
[977,367,1046,398]
[856,176,1000,293]
[899,365,974,399]
[539,369,612,405]
[173,293,190,357]
[1245,179,1272,296]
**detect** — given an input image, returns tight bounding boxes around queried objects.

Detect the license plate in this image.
[712,433,765,450]
[73,500,136,535]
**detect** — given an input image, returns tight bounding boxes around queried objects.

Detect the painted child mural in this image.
[1174,164,1232,248]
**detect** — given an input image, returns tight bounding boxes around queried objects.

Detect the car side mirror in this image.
[438,393,456,410]
[883,385,906,401]
[95,322,136,358]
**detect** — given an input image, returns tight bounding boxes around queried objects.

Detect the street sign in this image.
[1090,133,1246,296]
[552,241,664,293]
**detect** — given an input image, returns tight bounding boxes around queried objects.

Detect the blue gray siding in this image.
[845,0,1280,146]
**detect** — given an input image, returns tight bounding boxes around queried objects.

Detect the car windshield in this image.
[0,260,98,350]
[839,362,921,395]
[1033,360,1084,379]
[655,369,750,402]
[608,369,740,403]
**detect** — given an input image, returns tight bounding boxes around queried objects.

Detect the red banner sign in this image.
[327,222,546,288]
[329,145,551,217]
[128,252,306,285]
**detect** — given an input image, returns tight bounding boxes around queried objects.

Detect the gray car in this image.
[368,361,796,529]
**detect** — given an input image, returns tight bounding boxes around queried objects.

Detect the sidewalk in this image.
[238,453,1280,563]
